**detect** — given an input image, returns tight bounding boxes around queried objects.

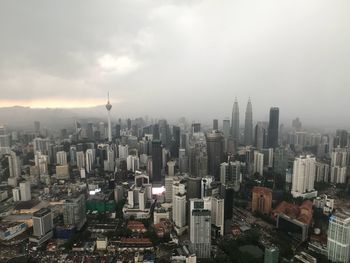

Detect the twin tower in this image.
[231,97,253,145]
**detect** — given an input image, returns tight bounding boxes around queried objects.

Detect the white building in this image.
[253,151,264,175]
[76,151,85,170]
[85,149,95,173]
[189,199,211,259]
[19,181,31,201]
[330,148,348,184]
[12,188,20,201]
[291,155,317,198]
[328,209,350,263]
[127,155,139,172]
[118,145,129,159]
[56,151,67,165]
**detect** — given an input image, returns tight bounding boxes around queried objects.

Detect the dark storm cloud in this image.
[0,0,349,126]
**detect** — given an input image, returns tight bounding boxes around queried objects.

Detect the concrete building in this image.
[252,186,272,215]
[253,151,264,175]
[327,209,350,263]
[19,181,31,201]
[189,199,211,259]
[291,155,317,198]
[63,194,87,231]
[30,208,53,244]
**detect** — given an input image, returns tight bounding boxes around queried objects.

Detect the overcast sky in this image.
[0,0,349,126]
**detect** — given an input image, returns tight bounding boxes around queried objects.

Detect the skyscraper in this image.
[268,107,279,148]
[31,208,53,244]
[63,194,87,231]
[231,97,239,143]
[105,93,112,142]
[244,98,253,146]
[206,131,224,180]
[189,199,211,258]
[152,140,162,182]
[20,181,31,201]
[327,209,350,263]
[213,119,219,130]
[291,155,317,198]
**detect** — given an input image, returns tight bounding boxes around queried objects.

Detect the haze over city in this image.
[0,0,350,127]
[1,1,350,263]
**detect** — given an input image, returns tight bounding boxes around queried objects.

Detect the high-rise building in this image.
[179,148,189,173]
[20,181,31,201]
[335,129,348,148]
[253,151,264,175]
[173,180,187,234]
[85,149,95,173]
[273,147,289,176]
[56,151,67,165]
[255,121,268,150]
[330,147,349,184]
[251,186,272,214]
[171,126,181,158]
[220,161,241,189]
[213,119,219,130]
[231,97,240,143]
[34,121,41,135]
[327,209,350,263]
[105,93,112,142]
[152,140,163,182]
[127,155,139,172]
[76,151,85,170]
[291,155,317,198]
[206,131,224,180]
[244,98,253,145]
[223,119,230,139]
[192,123,201,133]
[189,133,208,177]
[32,208,53,243]
[292,118,302,131]
[189,199,211,258]
[267,107,279,148]
[63,194,87,231]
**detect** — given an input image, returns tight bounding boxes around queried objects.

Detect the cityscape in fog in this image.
[1,1,350,263]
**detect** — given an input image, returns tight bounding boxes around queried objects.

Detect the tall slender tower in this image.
[105,92,112,142]
[244,98,253,145]
[231,97,239,143]
[268,107,279,148]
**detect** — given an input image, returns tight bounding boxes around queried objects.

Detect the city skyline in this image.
[0,0,350,126]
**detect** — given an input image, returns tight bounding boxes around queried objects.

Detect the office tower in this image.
[206,131,224,180]
[211,196,225,236]
[335,129,349,148]
[7,151,20,178]
[213,119,218,130]
[85,149,95,173]
[189,199,211,258]
[330,148,349,184]
[244,98,253,145]
[63,194,87,231]
[173,180,187,233]
[12,188,20,201]
[251,186,272,214]
[33,138,50,155]
[165,176,174,202]
[69,146,77,166]
[162,148,170,170]
[118,144,129,159]
[179,148,189,173]
[292,118,302,131]
[273,147,289,176]
[152,124,160,140]
[20,181,31,201]
[35,153,48,175]
[187,176,202,200]
[291,155,317,198]
[159,119,170,146]
[327,209,350,263]
[220,161,241,189]
[261,148,274,168]
[34,121,40,135]
[32,208,53,239]
[167,161,175,177]
[172,126,181,158]
[105,93,112,142]
[115,124,121,139]
[315,162,330,182]
[255,121,268,150]
[253,151,264,175]
[56,151,67,165]
[127,155,140,172]
[223,119,230,139]
[192,123,201,133]
[189,133,208,177]
[231,97,240,143]
[76,151,85,170]
[267,107,279,148]
[152,140,162,182]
